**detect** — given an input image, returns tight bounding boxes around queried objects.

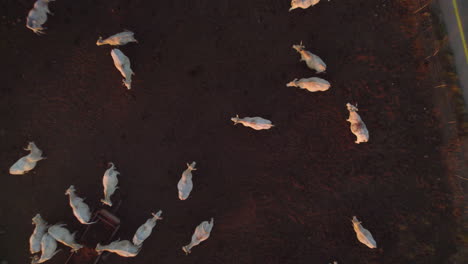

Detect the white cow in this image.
[286,77,330,92]
[48,224,83,252]
[177,162,197,200]
[289,0,320,11]
[352,216,377,248]
[29,214,48,254]
[182,218,214,254]
[65,185,95,225]
[101,162,119,206]
[346,103,369,144]
[32,233,60,263]
[10,142,45,175]
[292,42,326,73]
[26,0,55,35]
[95,240,141,257]
[110,49,134,90]
[231,115,274,130]
[132,210,163,246]
[97,30,138,46]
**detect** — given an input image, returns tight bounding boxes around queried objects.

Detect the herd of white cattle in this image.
[20,0,375,263]
[17,155,214,263]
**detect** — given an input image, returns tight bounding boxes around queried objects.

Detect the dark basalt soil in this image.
[0,0,459,263]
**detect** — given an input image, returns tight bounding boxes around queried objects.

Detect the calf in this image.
[26,0,55,35]
[352,216,377,248]
[132,211,163,246]
[177,162,196,200]
[287,77,330,92]
[346,103,369,144]
[97,30,138,46]
[182,218,214,254]
[10,142,45,175]
[289,0,320,11]
[110,49,134,89]
[32,233,60,263]
[231,115,274,130]
[292,42,326,73]
[65,185,95,225]
[29,214,48,254]
[48,224,83,252]
[101,162,119,206]
[96,240,141,257]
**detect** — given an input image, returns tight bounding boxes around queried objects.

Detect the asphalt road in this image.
[438,0,468,104]
[437,1,468,263]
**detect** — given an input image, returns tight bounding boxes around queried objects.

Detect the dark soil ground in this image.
[0,0,462,263]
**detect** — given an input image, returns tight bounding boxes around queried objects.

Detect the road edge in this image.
[424,0,468,262]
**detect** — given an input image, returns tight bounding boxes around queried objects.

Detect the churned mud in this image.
[0,0,461,263]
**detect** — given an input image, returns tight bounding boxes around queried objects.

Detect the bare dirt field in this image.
[0,0,462,263]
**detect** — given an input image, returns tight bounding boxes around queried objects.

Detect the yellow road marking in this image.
[453,0,468,64]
